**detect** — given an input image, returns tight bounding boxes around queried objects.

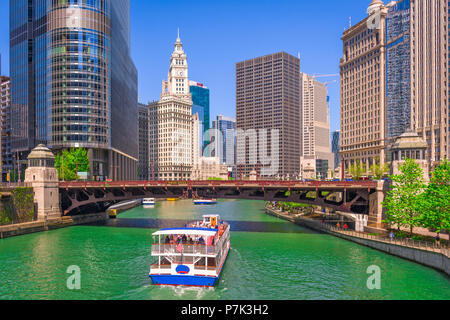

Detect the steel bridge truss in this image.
[59,181,378,216]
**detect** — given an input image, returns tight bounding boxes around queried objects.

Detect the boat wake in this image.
[169,285,215,299]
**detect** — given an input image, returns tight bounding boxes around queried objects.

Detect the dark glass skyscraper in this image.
[9,0,138,180]
[189,81,210,153]
[331,130,340,170]
[386,0,411,139]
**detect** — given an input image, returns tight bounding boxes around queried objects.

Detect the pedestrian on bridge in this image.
[344,224,348,231]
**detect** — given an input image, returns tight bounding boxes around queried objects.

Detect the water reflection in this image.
[86,218,316,234]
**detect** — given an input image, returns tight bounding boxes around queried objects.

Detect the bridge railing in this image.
[0,182,32,188]
[59,180,379,189]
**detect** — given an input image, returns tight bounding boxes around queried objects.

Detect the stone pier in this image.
[24,145,62,220]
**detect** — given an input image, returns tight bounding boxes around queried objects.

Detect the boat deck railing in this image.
[150,263,217,272]
[152,244,220,256]
[152,225,230,257]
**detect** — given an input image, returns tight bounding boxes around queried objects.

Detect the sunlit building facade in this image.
[1,76,12,181]
[340,1,388,169]
[9,0,138,180]
[236,52,301,178]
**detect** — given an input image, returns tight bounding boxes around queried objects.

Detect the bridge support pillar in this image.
[367,181,386,231]
[336,212,368,232]
[24,145,62,221]
[354,214,369,232]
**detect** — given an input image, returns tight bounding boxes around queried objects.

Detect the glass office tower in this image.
[212,115,236,165]
[385,0,411,139]
[331,130,340,170]
[10,0,138,180]
[189,81,210,153]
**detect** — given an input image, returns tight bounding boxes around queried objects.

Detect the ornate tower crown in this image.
[163,30,189,96]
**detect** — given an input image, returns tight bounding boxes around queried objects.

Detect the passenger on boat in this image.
[182,235,187,243]
[199,236,205,245]
[164,236,170,244]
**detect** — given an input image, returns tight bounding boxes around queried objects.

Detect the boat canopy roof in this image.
[152,228,218,237]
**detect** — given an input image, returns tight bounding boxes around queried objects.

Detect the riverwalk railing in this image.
[266,205,449,258]
[0,182,32,189]
[318,221,449,257]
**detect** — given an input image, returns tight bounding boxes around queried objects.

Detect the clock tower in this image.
[155,31,194,181]
[165,31,189,96]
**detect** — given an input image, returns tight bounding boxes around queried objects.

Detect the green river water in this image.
[0,199,448,300]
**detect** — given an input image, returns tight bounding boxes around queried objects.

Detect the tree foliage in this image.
[348,160,366,180]
[382,158,425,234]
[418,159,450,234]
[370,161,390,180]
[55,148,90,181]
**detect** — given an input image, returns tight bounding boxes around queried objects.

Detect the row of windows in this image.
[52,64,105,74]
[53,81,104,90]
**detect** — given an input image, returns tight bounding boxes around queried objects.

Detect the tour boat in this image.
[194,199,217,205]
[142,198,156,206]
[149,214,231,287]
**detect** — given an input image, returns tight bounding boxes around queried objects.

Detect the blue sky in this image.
[0,0,371,133]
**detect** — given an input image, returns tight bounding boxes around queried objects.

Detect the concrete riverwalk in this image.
[265,206,450,277]
[0,212,108,239]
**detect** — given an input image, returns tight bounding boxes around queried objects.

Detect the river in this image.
[0,199,448,300]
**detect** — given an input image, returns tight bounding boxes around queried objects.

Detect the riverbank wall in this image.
[0,212,108,240]
[265,207,450,277]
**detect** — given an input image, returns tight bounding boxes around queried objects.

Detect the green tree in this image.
[382,158,425,235]
[418,159,450,235]
[370,161,390,180]
[55,148,90,181]
[348,160,366,180]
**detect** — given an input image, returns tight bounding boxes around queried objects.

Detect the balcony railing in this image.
[152,244,219,256]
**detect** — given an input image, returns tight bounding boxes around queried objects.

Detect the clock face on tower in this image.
[178,71,183,76]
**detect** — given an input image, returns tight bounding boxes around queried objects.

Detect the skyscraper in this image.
[153,34,193,181]
[340,0,388,170]
[189,80,210,154]
[341,0,448,173]
[212,115,236,165]
[236,52,301,178]
[409,0,448,165]
[1,75,11,181]
[9,0,138,181]
[385,0,411,140]
[138,102,149,180]
[299,73,334,179]
[331,130,341,170]
[386,0,448,165]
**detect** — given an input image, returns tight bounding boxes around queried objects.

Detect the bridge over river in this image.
[58,180,386,228]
